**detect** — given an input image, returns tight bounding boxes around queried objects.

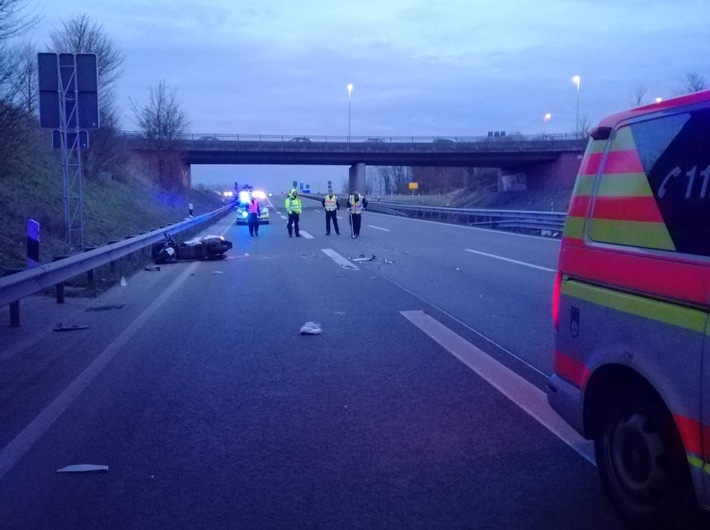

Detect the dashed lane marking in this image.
[401,310,595,465]
[321,249,358,270]
[300,231,314,239]
[464,249,556,272]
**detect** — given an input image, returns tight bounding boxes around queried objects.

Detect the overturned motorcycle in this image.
[151,234,233,264]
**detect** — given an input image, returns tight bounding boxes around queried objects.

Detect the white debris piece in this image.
[211,271,224,274]
[300,321,323,335]
[120,277,127,287]
[57,464,109,473]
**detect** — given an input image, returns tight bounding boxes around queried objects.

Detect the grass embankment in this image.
[0,152,224,272]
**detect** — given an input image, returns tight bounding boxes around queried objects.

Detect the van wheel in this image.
[594,383,697,529]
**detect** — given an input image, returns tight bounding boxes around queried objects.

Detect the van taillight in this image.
[552,271,562,331]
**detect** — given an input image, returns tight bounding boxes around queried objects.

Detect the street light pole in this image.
[544,113,551,137]
[572,75,580,135]
[347,83,353,141]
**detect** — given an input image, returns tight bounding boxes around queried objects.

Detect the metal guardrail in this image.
[0,203,235,309]
[303,194,565,234]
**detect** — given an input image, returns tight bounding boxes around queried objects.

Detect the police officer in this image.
[285,188,302,237]
[247,195,261,236]
[347,189,368,239]
[321,189,340,235]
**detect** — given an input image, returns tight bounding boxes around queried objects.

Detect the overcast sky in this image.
[26,0,710,192]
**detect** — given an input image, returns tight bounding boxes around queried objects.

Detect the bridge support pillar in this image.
[348,163,366,195]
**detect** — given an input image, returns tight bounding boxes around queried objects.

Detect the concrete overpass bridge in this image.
[123,132,587,191]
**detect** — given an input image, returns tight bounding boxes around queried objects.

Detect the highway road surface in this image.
[0,200,628,529]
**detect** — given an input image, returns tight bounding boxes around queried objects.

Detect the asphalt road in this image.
[0,202,628,529]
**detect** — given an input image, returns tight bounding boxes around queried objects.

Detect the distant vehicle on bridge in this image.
[289,136,311,143]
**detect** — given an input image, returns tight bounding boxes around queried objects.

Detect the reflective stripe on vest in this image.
[324,196,337,211]
[248,201,259,214]
[286,198,302,213]
[349,195,362,214]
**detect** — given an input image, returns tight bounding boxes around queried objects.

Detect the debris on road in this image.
[86,304,125,312]
[351,254,375,262]
[120,276,127,287]
[144,266,161,272]
[53,323,89,332]
[334,311,346,315]
[57,464,108,473]
[211,271,224,274]
[300,321,323,335]
[382,259,394,265]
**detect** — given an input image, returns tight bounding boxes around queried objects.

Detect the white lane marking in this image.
[366,210,561,242]
[368,225,390,232]
[464,249,555,272]
[321,249,358,270]
[401,310,595,465]
[0,260,202,479]
[300,231,314,239]
[280,215,287,220]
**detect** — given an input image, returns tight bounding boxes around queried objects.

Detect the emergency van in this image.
[547,89,710,529]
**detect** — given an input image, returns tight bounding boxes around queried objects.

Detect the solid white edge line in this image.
[465,248,556,272]
[0,260,203,479]
[401,310,595,465]
[368,225,390,232]
[321,248,358,270]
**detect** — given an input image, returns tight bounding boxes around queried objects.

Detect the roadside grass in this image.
[0,157,224,272]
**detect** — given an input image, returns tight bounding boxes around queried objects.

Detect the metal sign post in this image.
[37,53,99,250]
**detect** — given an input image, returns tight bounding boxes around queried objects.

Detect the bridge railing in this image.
[0,203,235,314]
[303,195,566,235]
[120,131,587,145]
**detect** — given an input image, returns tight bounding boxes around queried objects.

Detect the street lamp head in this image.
[544,113,552,121]
[656,97,663,103]
[347,83,353,95]
[572,75,580,89]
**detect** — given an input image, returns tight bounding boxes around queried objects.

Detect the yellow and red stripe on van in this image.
[674,414,710,476]
[563,127,674,250]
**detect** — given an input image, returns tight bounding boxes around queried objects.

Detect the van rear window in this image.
[590,107,710,256]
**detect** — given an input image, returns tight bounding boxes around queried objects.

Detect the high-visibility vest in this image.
[324,195,337,211]
[286,197,302,214]
[248,200,259,214]
[349,195,363,214]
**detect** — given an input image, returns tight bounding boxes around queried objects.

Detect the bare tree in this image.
[674,71,708,95]
[132,80,189,143]
[0,0,37,41]
[629,85,647,107]
[131,80,190,187]
[10,40,36,113]
[0,1,40,170]
[49,14,124,102]
[49,14,128,179]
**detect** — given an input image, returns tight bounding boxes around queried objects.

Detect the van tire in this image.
[594,382,698,529]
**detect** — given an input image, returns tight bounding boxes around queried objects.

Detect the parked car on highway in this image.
[547,88,710,529]
[289,136,311,143]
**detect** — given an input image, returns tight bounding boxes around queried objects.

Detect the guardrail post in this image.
[52,256,68,303]
[84,247,96,285]
[3,269,22,326]
[10,300,19,327]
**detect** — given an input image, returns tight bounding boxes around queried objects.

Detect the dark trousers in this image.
[248,213,259,235]
[351,213,362,236]
[287,212,300,236]
[325,210,339,234]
